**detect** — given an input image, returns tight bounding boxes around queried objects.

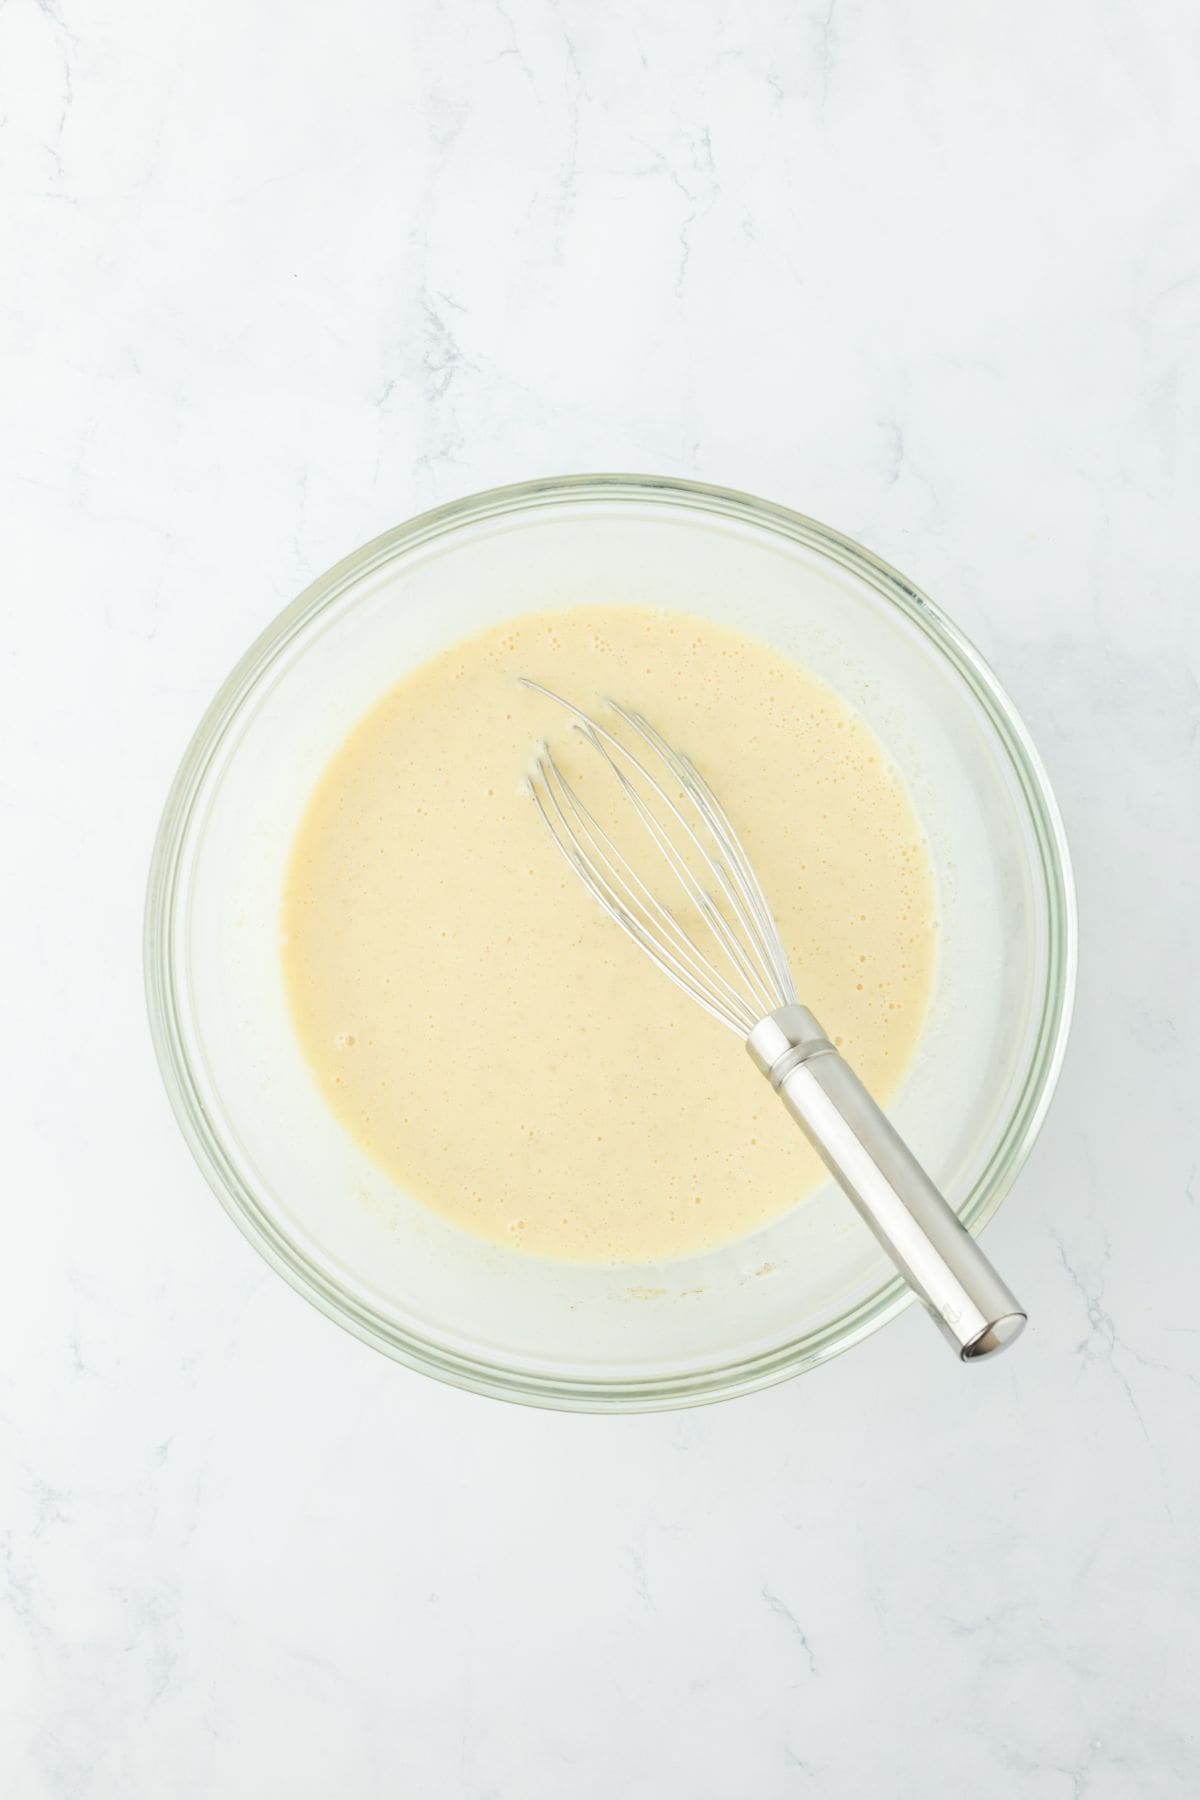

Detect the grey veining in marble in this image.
[2,1,1198,1794]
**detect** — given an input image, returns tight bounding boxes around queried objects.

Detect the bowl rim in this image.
[144,472,1078,1411]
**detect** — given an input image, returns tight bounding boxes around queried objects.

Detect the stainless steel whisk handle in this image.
[748,1006,1026,1360]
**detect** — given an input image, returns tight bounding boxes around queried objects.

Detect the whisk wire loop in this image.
[520,681,795,1033]
[531,747,758,1033]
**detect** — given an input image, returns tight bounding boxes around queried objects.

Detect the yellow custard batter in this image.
[282,607,935,1263]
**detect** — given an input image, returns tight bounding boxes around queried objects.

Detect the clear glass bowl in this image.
[145,475,1076,1410]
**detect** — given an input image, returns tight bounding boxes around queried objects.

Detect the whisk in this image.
[520,681,1026,1361]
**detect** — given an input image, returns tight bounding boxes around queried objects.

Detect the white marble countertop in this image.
[4,1,1199,1794]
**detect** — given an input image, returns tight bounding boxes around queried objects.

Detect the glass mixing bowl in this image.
[145,475,1076,1410]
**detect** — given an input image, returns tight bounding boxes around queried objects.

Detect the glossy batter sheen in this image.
[282,608,935,1263]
